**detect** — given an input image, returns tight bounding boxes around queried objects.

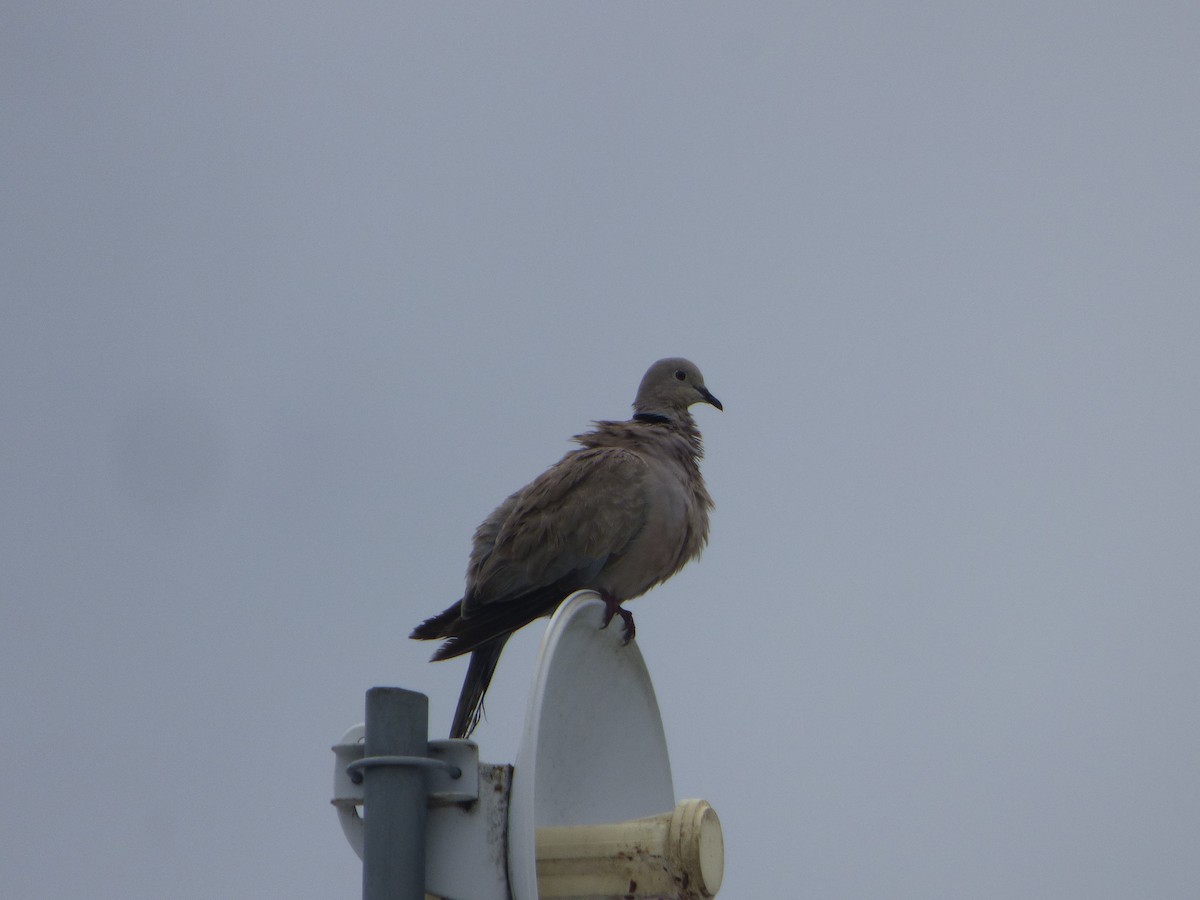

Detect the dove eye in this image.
[674,369,686,381]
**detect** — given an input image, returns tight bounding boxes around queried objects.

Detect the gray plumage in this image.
[411,357,721,739]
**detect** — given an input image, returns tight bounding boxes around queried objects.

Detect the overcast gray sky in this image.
[3,3,1198,898]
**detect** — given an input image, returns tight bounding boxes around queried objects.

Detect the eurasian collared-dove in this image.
[411,358,722,740]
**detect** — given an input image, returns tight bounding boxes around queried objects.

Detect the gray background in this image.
[3,3,1198,897]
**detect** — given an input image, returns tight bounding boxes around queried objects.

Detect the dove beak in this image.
[699,386,723,411]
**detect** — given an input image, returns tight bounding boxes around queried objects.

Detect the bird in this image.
[410,357,722,739]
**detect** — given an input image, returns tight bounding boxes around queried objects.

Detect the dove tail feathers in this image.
[450,636,509,740]
[409,601,461,642]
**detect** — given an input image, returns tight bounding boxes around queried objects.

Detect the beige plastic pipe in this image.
[534,798,724,899]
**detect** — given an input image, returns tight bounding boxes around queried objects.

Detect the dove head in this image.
[633,358,723,420]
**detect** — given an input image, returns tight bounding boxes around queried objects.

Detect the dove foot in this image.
[599,592,636,644]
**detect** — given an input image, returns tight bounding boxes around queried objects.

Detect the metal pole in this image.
[362,687,428,900]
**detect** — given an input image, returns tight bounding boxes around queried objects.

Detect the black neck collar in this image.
[633,412,671,424]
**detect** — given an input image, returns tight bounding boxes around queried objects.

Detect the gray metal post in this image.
[362,687,428,900]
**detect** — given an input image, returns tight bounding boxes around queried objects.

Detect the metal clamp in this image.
[334,727,480,818]
[346,754,462,784]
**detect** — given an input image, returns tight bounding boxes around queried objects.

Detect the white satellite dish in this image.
[507,591,675,900]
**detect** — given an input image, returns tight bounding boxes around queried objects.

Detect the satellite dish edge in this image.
[507,591,676,900]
